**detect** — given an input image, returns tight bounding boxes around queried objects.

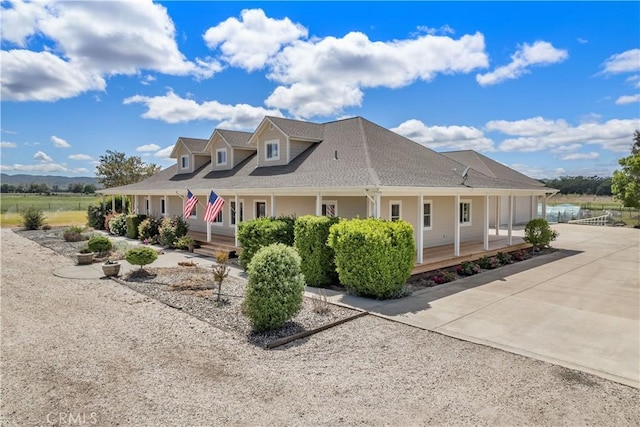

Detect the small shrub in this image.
[457,261,481,276]
[478,256,500,269]
[158,216,190,248]
[138,217,161,242]
[294,215,340,287]
[103,212,119,233]
[311,289,331,315]
[87,235,113,257]
[237,217,296,268]
[523,218,559,251]
[125,247,158,274]
[242,244,305,332]
[21,207,45,230]
[496,252,513,265]
[175,236,195,250]
[109,214,127,236]
[431,270,456,284]
[512,249,530,262]
[212,251,230,302]
[42,224,52,231]
[126,214,146,239]
[87,204,106,230]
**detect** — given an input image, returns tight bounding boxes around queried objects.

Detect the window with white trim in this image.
[390,201,401,222]
[189,204,197,219]
[423,201,432,229]
[180,154,189,169]
[213,209,223,225]
[216,148,227,166]
[321,201,338,217]
[460,200,471,225]
[230,200,245,225]
[256,201,266,218]
[265,140,279,161]
[161,199,166,215]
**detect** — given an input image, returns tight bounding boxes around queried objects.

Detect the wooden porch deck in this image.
[412,235,530,275]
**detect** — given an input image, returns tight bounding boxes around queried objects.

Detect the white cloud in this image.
[476,41,568,86]
[140,75,156,86]
[0,142,18,148]
[577,38,588,44]
[509,164,567,179]
[416,25,455,36]
[51,135,70,148]
[1,0,220,102]
[551,143,581,154]
[265,30,488,117]
[203,8,307,71]
[68,154,92,161]
[615,94,640,105]
[560,152,600,161]
[626,75,640,88]
[72,167,90,174]
[493,117,639,153]
[124,90,281,128]
[600,49,640,74]
[136,144,161,152]
[391,119,495,151]
[154,145,175,161]
[1,128,17,134]
[0,163,68,173]
[33,150,53,162]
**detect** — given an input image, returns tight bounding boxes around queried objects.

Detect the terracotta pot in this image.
[102,262,121,277]
[76,252,94,265]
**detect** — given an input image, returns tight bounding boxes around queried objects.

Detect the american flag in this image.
[183,190,198,218]
[203,190,225,223]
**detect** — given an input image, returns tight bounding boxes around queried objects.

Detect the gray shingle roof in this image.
[217,129,253,148]
[267,116,324,141]
[101,117,547,194]
[179,137,208,153]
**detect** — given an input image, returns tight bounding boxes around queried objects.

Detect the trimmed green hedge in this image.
[237,216,295,268]
[125,214,147,239]
[328,218,415,299]
[294,215,340,287]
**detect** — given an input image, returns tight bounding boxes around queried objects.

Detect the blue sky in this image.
[1,1,639,179]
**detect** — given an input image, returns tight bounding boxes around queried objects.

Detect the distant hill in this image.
[0,173,101,189]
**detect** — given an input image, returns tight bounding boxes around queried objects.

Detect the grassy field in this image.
[547,194,639,226]
[0,194,99,228]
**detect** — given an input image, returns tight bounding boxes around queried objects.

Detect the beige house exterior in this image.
[99,116,556,265]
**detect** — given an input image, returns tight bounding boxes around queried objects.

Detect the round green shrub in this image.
[21,207,45,230]
[523,218,559,250]
[237,217,295,268]
[87,235,113,256]
[138,217,161,242]
[125,247,158,270]
[328,218,415,299]
[108,214,127,236]
[243,243,305,332]
[294,215,340,287]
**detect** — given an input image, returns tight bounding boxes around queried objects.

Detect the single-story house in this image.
[98,116,556,267]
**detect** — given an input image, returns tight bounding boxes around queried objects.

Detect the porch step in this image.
[191,240,238,259]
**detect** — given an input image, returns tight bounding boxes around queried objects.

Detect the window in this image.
[230,200,245,225]
[180,154,189,169]
[145,198,149,213]
[460,200,471,225]
[256,201,266,218]
[321,201,338,217]
[390,201,401,222]
[213,209,223,225]
[216,148,227,166]
[423,201,432,229]
[189,204,197,219]
[161,199,166,215]
[265,140,279,161]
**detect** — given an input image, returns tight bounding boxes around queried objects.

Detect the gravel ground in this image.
[2,228,639,426]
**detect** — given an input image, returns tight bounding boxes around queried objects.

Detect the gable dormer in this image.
[248,117,323,167]
[204,129,255,171]
[170,137,209,174]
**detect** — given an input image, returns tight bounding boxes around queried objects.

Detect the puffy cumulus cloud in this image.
[615,94,640,105]
[0,162,68,173]
[509,164,566,179]
[265,31,488,117]
[626,75,640,88]
[203,8,307,71]
[493,117,640,153]
[124,90,282,129]
[1,50,106,101]
[476,41,568,86]
[72,167,90,174]
[600,49,640,74]
[1,142,18,148]
[33,151,53,162]
[136,143,161,152]
[154,145,175,162]
[391,119,495,152]
[0,0,220,102]
[51,135,70,148]
[559,152,600,161]
[68,154,92,161]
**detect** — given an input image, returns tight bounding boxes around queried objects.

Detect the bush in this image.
[63,226,87,242]
[125,214,146,239]
[523,218,559,250]
[294,215,340,287]
[175,236,195,250]
[103,212,119,233]
[21,207,45,230]
[242,244,305,331]
[42,224,52,231]
[512,249,530,262]
[431,270,456,284]
[237,217,296,268]
[496,252,512,265]
[108,214,127,236]
[478,256,500,269]
[87,235,113,257]
[327,218,415,299]
[457,261,481,276]
[138,217,161,242]
[87,205,106,230]
[158,216,190,248]
[125,247,158,273]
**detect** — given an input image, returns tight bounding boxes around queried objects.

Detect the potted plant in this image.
[76,247,94,265]
[101,259,121,277]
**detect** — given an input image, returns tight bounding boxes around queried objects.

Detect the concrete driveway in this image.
[311,224,639,388]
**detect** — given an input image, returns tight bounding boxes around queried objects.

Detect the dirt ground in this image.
[1,229,638,426]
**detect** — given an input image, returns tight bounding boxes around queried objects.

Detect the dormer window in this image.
[180,155,189,169]
[265,140,279,161]
[216,148,227,166]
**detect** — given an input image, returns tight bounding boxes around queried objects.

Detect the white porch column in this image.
[454,195,460,257]
[163,195,167,218]
[495,196,501,236]
[147,194,151,215]
[374,192,381,218]
[111,196,115,212]
[133,195,138,214]
[508,195,514,245]
[270,193,275,217]
[483,195,490,250]
[234,193,239,247]
[122,195,126,213]
[316,192,322,216]
[417,195,424,264]
[542,195,547,222]
[531,195,536,220]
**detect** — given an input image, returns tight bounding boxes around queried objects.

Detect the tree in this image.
[612,131,640,209]
[95,150,161,188]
